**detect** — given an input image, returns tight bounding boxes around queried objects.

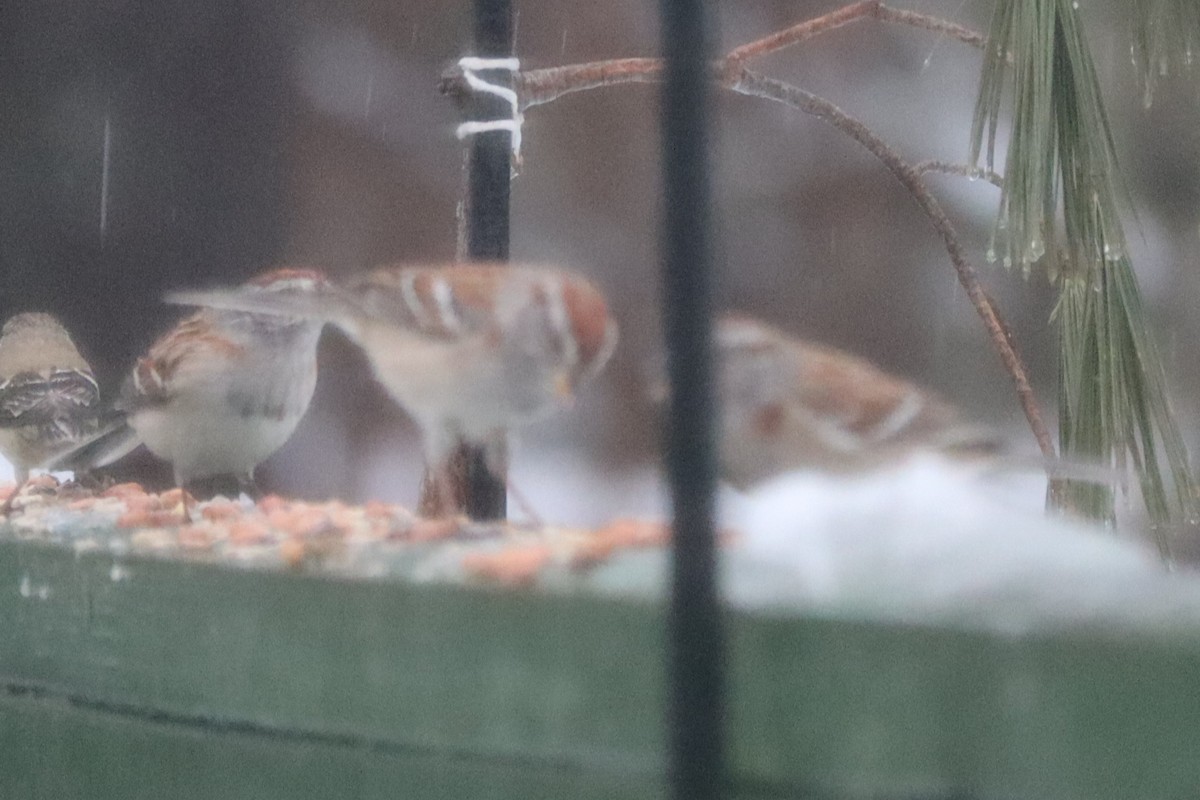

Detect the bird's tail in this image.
[165,285,364,336]
[45,415,141,473]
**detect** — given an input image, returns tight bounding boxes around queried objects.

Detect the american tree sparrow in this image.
[714,315,1000,489]
[169,263,619,499]
[69,268,327,501]
[0,313,105,508]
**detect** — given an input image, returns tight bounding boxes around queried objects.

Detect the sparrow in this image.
[713,315,1000,489]
[168,263,619,502]
[69,268,328,501]
[0,313,105,505]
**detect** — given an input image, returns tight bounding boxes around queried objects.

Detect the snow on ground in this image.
[721,453,1200,633]
[502,448,1200,635]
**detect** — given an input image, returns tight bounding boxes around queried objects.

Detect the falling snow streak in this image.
[100,116,112,239]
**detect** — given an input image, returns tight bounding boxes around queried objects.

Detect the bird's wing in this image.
[349,266,506,340]
[0,368,102,432]
[790,343,958,453]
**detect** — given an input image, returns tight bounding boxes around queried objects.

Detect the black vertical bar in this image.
[463,440,505,519]
[660,0,724,798]
[467,0,513,261]
[462,0,514,520]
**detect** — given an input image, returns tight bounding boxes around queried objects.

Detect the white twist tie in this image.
[455,57,523,162]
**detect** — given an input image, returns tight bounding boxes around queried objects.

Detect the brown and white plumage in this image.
[169,263,619,467]
[71,268,327,494]
[335,265,617,457]
[716,315,999,489]
[0,313,104,484]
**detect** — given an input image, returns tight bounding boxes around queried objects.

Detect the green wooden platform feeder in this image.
[3,488,1200,800]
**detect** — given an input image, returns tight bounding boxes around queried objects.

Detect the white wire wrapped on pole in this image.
[455,56,524,164]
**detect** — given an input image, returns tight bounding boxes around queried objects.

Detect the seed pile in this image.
[0,477,670,588]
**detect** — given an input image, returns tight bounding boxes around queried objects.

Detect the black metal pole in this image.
[460,0,514,521]
[660,0,725,798]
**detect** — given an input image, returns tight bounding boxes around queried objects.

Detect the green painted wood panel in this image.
[0,694,664,800]
[3,538,1200,799]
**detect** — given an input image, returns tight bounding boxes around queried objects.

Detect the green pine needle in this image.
[1055,262,1196,552]
[970,0,1126,278]
[972,0,1198,538]
[1133,0,1200,102]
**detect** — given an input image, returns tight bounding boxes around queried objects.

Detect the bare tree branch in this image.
[725,0,884,64]
[515,59,663,109]
[874,5,987,49]
[726,0,985,65]
[914,160,1005,189]
[447,2,986,109]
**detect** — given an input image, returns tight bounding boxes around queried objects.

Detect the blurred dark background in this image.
[0,0,1196,522]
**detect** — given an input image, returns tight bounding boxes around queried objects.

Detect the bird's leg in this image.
[174,469,193,524]
[480,431,543,528]
[418,450,466,519]
[504,477,544,529]
[1,469,30,517]
[416,467,441,518]
[418,427,465,519]
[236,469,260,501]
[417,429,510,522]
